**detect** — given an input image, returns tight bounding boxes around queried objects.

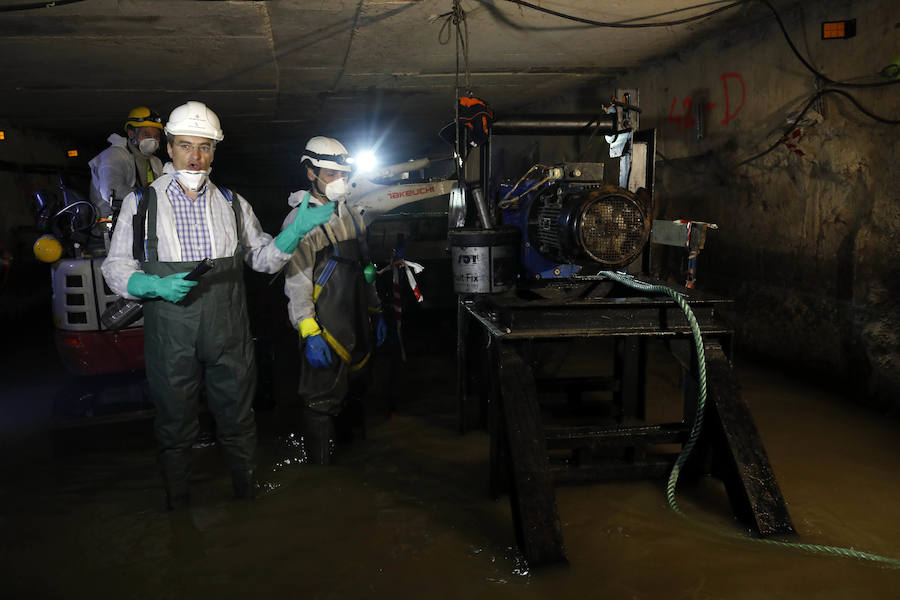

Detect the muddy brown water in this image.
[2,318,899,599]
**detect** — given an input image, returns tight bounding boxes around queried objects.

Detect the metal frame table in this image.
[457,281,794,566]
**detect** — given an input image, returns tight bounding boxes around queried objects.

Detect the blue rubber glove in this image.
[305,334,333,368]
[127,272,197,303]
[275,194,335,254]
[375,314,387,347]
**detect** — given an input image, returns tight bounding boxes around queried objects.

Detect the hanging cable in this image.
[734,88,899,168]
[498,176,551,209]
[0,0,85,12]
[437,1,474,207]
[51,200,95,221]
[438,1,472,91]
[499,163,552,204]
[499,0,746,28]
[757,0,899,88]
[500,0,900,87]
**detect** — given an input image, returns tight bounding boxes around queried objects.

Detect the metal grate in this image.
[535,203,562,251]
[578,193,647,265]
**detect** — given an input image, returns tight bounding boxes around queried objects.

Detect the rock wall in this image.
[512,0,899,411]
[614,0,899,411]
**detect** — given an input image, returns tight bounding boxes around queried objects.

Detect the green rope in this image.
[596,271,900,568]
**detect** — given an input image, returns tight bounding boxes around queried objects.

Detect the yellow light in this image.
[0,131,5,140]
[67,149,79,157]
[822,19,856,39]
[823,22,844,38]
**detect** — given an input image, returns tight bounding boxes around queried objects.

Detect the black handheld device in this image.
[184,258,214,281]
[101,258,215,330]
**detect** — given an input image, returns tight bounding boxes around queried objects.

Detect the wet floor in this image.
[2,310,900,599]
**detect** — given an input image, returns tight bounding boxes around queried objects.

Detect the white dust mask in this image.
[175,168,210,192]
[323,177,348,201]
[138,138,159,156]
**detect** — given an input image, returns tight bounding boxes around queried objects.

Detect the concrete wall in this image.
[554,0,899,410]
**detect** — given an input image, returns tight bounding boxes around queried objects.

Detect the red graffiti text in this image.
[667,72,746,131]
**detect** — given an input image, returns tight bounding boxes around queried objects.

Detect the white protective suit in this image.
[89,133,163,219]
[281,190,380,329]
[102,173,293,299]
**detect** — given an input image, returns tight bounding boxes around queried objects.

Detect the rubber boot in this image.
[232,469,256,500]
[159,452,191,511]
[335,396,366,443]
[302,409,335,465]
[165,490,191,511]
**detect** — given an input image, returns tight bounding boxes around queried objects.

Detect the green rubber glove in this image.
[275,194,335,254]
[127,271,198,303]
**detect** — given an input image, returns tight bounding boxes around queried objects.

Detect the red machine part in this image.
[54,328,145,376]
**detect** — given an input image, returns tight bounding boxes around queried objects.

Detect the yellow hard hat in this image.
[33,234,63,263]
[125,106,164,131]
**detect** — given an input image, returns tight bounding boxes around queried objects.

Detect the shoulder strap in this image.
[220,187,243,239]
[346,206,370,263]
[131,187,151,260]
[146,186,160,262]
[133,158,142,189]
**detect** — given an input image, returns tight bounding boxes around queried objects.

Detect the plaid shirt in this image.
[102,174,292,300]
[167,178,212,261]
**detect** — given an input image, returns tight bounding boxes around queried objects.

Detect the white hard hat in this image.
[165,101,224,142]
[300,136,351,172]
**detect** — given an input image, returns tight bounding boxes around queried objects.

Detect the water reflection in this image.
[2,330,900,598]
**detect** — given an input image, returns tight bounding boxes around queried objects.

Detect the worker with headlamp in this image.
[282,136,387,464]
[89,106,165,220]
[101,101,334,509]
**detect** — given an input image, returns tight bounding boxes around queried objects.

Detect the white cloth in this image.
[102,173,292,299]
[88,133,163,218]
[281,190,380,328]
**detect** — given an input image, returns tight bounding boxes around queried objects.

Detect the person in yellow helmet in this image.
[88,106,165,220]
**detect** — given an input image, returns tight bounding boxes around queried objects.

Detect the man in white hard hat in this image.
[102,101,333,509]
[282,136,387,464]
[89,106,165,220]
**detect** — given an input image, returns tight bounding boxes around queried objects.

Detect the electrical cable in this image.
[437,1,472,206]
[51,200,95,221]
[500,0,747,28]
[500,163,552,203]
[576,111,620,162]
[0,0,85,12]
[51,200,97,238]
[438,1,472,91]
[498,176,550,209]
[734,88,899,168]
[732,93,822,168]
[596,270,900,568]
[757,0,900,88]
[820,88,900,124]
[500,0,900,87]
[601,0,744,25]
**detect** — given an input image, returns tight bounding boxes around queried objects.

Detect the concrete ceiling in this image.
[1,0,783,173]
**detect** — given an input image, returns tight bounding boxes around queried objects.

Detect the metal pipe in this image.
[471,186,493,230]
[480,136,491,227]
[492,114,617,136]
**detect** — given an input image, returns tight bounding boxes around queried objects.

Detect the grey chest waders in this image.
[297,209,374,416]
[139,186,258,504]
